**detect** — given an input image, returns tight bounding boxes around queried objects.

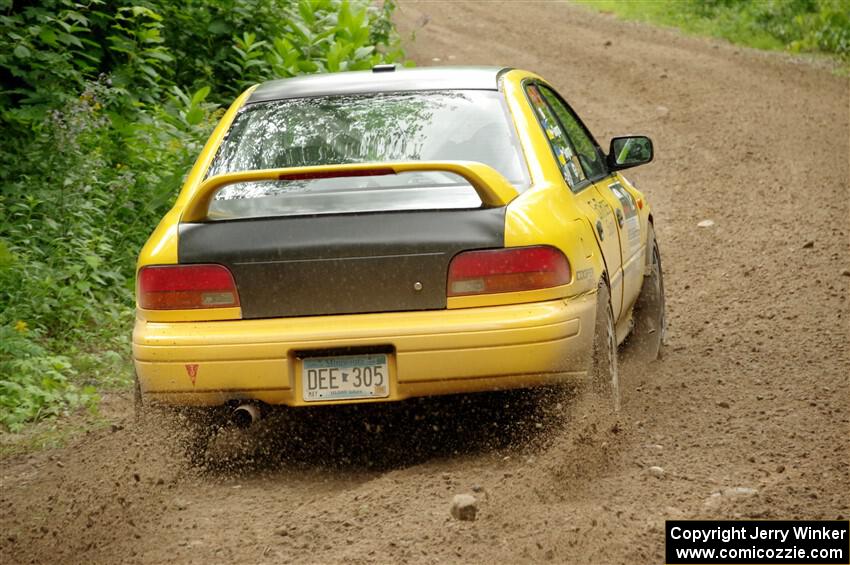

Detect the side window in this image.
[526,84,586,189]
[538,86,606,180]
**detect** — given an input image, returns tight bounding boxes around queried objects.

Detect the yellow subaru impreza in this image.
[133,65,664,421]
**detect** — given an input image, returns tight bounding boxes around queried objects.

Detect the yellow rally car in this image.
[133,66,665,422]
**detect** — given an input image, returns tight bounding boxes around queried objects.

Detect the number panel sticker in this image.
[609,182,642,254]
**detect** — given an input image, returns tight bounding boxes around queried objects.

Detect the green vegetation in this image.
[0,0,403,431]
[578,0,850,63]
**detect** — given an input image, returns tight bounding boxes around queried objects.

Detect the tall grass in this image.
[577,0,850,63]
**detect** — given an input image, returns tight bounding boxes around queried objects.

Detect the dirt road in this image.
[2,2,848,563]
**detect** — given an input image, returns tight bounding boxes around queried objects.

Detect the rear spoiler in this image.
[180,161,520,222]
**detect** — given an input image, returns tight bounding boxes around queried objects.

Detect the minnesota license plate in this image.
[302,353,389,402]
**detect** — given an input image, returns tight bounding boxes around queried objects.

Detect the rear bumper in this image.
[132,292,597,406]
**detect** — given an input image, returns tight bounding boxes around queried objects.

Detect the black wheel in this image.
[629,225,666,361]
[133,370,143,420]
[589,281,619,412]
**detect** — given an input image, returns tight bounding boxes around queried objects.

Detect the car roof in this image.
[247,66,512,104]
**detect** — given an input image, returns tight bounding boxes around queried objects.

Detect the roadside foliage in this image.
[580,0,850,63]
[0,0,404,430]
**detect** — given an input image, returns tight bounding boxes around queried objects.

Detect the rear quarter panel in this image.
[501,70,606,297]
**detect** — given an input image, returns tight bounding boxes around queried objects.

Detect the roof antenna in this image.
[372,64,397,73]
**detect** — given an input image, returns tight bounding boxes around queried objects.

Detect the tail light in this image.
[138,264,240,310]
[447,246,571,297]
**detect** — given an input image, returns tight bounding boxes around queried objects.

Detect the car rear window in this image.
[204,90,529,220]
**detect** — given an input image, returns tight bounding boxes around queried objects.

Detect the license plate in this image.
[302,353,389,402]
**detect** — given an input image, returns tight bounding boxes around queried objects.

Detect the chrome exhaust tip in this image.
[231,403,261,428]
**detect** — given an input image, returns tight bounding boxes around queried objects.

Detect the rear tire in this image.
[133,370,143,421]
[590,281,619,413]
[629,225,666,362]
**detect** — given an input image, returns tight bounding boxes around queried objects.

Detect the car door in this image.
[599,174,644,315]
[534,84,645,321]
[524,83,626,320]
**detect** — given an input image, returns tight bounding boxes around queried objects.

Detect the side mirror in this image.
[607,136,653,171]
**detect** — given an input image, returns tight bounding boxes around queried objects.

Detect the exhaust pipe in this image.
[231,403,262,428]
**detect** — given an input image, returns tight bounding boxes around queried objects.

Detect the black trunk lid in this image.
[178,208,505,319]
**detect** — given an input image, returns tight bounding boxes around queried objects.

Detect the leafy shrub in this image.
[0,0,403,122]
[0,324,98,431]
[0,0,404,429]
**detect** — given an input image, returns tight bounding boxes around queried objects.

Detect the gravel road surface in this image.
[2,2,848,563]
